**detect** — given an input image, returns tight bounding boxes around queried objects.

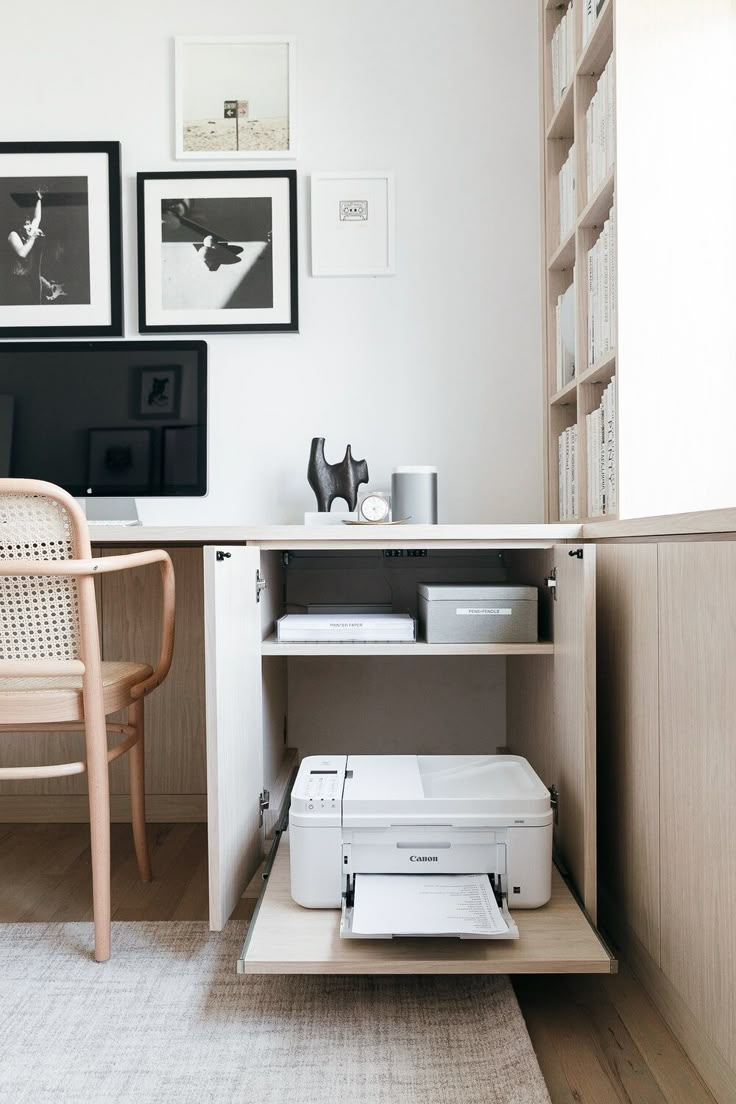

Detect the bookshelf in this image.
[541,0,617,522]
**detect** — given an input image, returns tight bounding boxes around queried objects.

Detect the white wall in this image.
[616,0,736,518]
[2,0,544,525]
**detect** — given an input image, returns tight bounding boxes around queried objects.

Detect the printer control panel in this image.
[290,754,347,825]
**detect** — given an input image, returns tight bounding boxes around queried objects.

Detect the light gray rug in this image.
[0,922,551,1104]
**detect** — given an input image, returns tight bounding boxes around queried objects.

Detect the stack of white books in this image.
[551,3,575,109]
[585,57,615,198]
[555,276,576,392]
[276,613,416,643]
[558,144,576,242]
[586,203,616,368]
[586,375,616,517]
[558,424,578,521]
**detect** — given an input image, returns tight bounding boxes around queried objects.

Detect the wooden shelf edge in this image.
[550,379,577,406]
[262,634,554,657]
[578,170,615,229]
[240,837,615,975]
[547,227,576,271]
[578,350,616,386]
[576,0,613,77]
[546,80,575,140]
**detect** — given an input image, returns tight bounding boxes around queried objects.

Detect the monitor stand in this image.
[81,497,141,527]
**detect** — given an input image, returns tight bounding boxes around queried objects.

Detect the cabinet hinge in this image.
[216,550,231,562]
[259,789,271,827]
[545,566,557,600]
[281,552,290,567]
[255,569,267,603]
[549,784,559,825]
[568,548,583,559]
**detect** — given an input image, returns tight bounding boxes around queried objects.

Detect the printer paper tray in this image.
[339,874,520,941]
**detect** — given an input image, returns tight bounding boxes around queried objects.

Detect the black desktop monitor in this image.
[0,341,207,507]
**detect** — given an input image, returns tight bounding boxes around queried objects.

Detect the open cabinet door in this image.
[552,543,597,921]
[204,545,264,930]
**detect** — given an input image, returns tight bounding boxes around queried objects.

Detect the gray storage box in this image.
[418,583,538,644]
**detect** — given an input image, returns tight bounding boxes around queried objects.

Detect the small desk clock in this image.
[357,489,391,523]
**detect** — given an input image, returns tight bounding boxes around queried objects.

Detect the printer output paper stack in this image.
[351,873,510,938]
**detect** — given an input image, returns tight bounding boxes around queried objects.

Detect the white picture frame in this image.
[310,171,395,276]
[175,36,296,160]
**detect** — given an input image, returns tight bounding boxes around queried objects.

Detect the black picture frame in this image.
[137,169,298,334]
[87,427,153,492]
[0,141,122,338]
[136,364,182,419]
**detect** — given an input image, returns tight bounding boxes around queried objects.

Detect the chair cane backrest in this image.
[0,483,89,663]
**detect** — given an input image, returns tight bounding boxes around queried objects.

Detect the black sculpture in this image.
[307,437,369,512]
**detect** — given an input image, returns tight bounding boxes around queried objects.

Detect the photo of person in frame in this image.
[0,176,91,306]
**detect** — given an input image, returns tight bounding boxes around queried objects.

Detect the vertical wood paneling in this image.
[596,543,660,962]
[659,543,736,1068]
[101,546,206,796]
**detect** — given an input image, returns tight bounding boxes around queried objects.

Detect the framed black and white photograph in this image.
[311,170,396,277]
[0,142,122,337]
[136,365,181,418]
[137,170,298,333]
[88,428,153,492]
[175,36,296,160]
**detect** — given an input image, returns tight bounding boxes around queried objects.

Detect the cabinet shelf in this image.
[548,226,576,271]
[550,378,577,407]
[546,80,574,140]
[578,350,616,387]
[577,0,613,78]
[261,633,554,657]
[239,836,614,975]
[578,170,614,230]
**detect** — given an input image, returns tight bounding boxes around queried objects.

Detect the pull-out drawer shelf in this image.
[238,835,615,975]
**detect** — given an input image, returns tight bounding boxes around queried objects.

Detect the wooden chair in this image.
[0,479,174,961]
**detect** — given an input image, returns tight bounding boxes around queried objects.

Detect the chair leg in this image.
[128,699,152,883]
[85,707,111,963]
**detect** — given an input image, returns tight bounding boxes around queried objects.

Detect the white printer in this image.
[289,754,553,940]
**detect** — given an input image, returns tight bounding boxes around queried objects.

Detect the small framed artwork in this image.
[175,36,296,160]
[311,171,395,276]
[137,365,181,418]
[0,142,122,337]
[137,170,298,333]
[87,428,153,492]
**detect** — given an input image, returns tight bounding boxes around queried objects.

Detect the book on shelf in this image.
[585,375,617,517]
[585,57,615,198]
[555,276,576,391]
[551,3,575,110]
[582,0,608,48]
[557,424,578,521]
[558,144,576,242]
[276,612,416,643]
[586,202,617,368]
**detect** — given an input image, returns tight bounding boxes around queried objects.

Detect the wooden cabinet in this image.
[596,539,736,1099]
[201,533,612,975]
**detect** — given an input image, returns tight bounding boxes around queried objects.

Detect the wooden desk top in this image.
[88,522,582,548]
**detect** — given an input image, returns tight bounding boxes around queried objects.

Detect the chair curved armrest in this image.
[94,550,175,698]
[0,550,175,697]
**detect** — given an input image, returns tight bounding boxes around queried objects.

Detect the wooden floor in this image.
[0,822,717,1104]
